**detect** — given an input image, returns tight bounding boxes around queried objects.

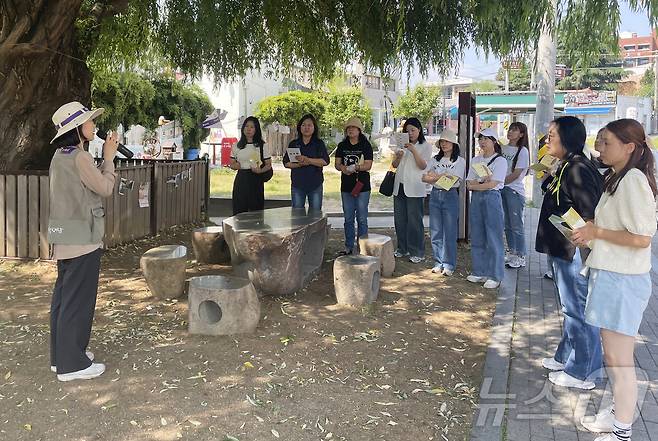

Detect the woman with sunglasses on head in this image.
[573,119,657,441]
[536,116,604,390]
[391,117,433,263]
[422,129,465,276]
[465,128,507,289]
[501,122,530,269]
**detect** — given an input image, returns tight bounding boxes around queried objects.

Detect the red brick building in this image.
[619,31,658,68]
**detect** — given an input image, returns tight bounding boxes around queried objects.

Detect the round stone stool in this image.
[187,276,260,335]
[140,245,187,299]
[192,226,231,264]
[333,255,381,306]
[358,233,395,277]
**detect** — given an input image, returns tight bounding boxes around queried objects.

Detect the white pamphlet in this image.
[287,147,302,163]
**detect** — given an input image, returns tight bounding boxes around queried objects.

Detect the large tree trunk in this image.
[0,0,90,170]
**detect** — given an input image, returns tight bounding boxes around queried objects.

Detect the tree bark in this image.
[0,0,90,170]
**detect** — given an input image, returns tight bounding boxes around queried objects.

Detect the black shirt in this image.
[535,154,604,262]
[282,138,330,192]
[335,138,374,192]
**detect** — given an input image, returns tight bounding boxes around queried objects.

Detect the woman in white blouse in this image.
[573,119,657,441]
[465,128,508,289]
[392,117,433,263]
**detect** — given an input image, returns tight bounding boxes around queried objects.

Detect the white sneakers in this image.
[51,350,94,373]
[57,363,106,382]
[409,256,425,264]
[466,275,500,289]
[548,370,595,390]
[581,407,615,433]
[393,250,410,258]
[541,357,565,371]
[432,265,454,276]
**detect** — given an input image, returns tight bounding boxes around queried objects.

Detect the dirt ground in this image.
[0,224,497,441]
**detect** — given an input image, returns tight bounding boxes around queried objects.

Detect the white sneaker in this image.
[432,264,443,273]
[483,279,501,289]
[504,251,513,263]
[394,250,410,258]
[543,270,553,280]
[541,357,565,371]
[57,362,105,382]
[409,256,425,264]
[442,268,454,276]
[466,275,487,283]
[581,406,614,433]
[548,370,595,390]
[51,350,95,373]
[507,255,526,269]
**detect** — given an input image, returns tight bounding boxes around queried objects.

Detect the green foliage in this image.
[393,85,441,125]
[92,72,213,149]
[557,67,628,90]
[465,81,501,93]
[322,88,373,132]
[255,91,326,127]
[496,66,532,91]
[636,68,655,97]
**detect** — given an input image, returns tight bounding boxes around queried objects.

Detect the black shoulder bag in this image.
[258,144,273,182]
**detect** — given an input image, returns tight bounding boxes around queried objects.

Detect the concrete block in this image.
[188,275,260,335]
[358,233,395,277]
[333,255,380,306]
[140,245,187,299]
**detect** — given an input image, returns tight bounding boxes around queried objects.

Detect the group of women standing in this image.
[537,117,656,441]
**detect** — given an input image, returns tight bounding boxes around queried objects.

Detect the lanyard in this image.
[548,162,569,206]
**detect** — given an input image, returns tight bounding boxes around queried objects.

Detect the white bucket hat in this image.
[344,117,364,131]
[437,129,459,147]
[50,101,104,144]
[474,127,498,140]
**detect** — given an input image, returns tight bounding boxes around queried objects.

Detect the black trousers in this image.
[50,248,102,374]
[232,169,265,215]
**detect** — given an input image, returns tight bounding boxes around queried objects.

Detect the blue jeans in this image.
[429,188,459,271]
[501,186,526,256]
[292,185,323,211]
[393,184,425,258]
[552,249,602,381]
[341,191,370,249]
[469,190,504,282]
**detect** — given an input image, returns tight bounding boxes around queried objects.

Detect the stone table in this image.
[222,207,328,296]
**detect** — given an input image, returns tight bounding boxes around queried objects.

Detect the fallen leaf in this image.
[189,419,201,426]
[271,428,280,438]
[161,417,168,426]
[23,424,32,431]
[4,371,11,380]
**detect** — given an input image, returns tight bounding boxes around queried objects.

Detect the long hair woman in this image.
[501,122,530,269]
[536,116,604,390]
[283,114,329,210]
[229,116,272,215]
[573,119,657,441]
[391,117,433,263]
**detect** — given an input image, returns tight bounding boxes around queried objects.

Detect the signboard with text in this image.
[564,89,616,108]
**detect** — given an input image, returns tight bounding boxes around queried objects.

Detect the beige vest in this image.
[48,147,105,245]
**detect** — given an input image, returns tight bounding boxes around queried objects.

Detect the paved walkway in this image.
[471,208,658,441]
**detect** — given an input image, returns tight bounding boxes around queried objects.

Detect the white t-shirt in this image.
[586,169,657,274]
[393,141,433,198]
[231,143,271,169]
[467,154,508,191]
[501,145,530,196]
[425,156,466,189]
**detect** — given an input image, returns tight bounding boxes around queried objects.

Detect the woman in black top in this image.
[229,117,272,215]
[334,117,374,254]
[536,116,604,390]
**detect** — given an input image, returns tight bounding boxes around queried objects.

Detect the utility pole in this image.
[653,53,658,133]
[532,0,558,205]
[505,68,510,92]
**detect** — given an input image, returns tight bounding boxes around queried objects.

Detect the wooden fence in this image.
[0,159,208,260]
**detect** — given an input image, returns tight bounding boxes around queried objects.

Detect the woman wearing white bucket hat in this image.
[47,101,119,381]
[334,117,374,254]
[422,129,466,275]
